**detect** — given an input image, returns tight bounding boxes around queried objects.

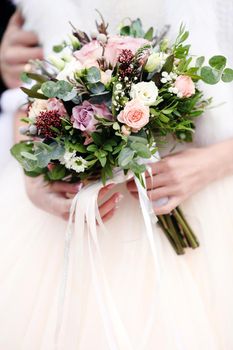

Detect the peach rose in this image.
[174,75,195,98]
[105,35,149,66]
[74,41,103,68]
[117,99,150,132]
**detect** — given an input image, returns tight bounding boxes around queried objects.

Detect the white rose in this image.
[144,52,168,73]
[130,81,158,106]
[56,59,83,81]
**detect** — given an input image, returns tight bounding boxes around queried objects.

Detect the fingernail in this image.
[106,183,115,190]
[115,193,124,208]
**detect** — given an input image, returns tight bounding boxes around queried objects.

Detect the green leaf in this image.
[159,114,170,123]
[21,151,37,161]
[118,147,135,168]
[86,67,101,84]
[41,81,58,98]
[11,142,38,172]
[130,143,151,158]
[209,55,227,70]
[128,135,148,144]
[21,87,47,100]
[131,18,144,38]
[91,132,102,146]
[113,122,120,130]
[47,164,66,180]
[88,82,105,94]
[120,25,130,36]
[144,27,154,41]
[222,68,233,83]
[162,55,174,73]
[196,56,205,67]
[26,73,48,83]
[87,144,98,152]
[200,66,221,84]
[129,161,146,174]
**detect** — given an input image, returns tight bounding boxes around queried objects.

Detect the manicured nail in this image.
[115,193,124,208]
[106,183,115,190]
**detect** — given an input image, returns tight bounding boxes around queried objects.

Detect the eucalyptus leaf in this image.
[209,55,227,70]
[130,143,151,158]
[86,67,101,84]
[118,147,135,167]
[41,81,58,98]
[200,66,221,84]
[222,68,233,83]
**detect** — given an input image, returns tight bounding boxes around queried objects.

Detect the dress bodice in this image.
[18,0,233,146]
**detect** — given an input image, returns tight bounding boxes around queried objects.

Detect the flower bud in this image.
[29,125,38,135]
[97,33,107,44]
[48,55,65,70]
[19,126,29,135]
[121,125,131,136]
[144,52,167,73]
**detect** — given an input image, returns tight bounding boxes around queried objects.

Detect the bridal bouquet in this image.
[11,13,233,254]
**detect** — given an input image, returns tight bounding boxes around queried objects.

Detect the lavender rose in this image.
[72,101,112,133]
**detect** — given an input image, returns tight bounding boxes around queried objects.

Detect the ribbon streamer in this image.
[54,168,183,349]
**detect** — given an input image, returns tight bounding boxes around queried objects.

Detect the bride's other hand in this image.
[24,176,122,222]
[0,10,43,89]
[127,141,233,215]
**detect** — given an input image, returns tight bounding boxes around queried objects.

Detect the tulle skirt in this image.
[0,161,233,350]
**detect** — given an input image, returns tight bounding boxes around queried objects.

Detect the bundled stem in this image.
[158,207,199,255]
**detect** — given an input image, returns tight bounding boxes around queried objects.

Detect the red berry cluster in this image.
[118,49,134,78]
[36,110,62,138]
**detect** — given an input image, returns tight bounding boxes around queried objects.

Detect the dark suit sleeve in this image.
[0,0,16,96]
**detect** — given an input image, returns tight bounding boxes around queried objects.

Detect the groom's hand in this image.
[0,10,43,89]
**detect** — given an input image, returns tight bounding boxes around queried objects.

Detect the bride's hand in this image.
[25,176,122,222]
[127,146,228,215]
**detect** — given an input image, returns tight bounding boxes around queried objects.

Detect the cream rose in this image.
[174,75,195,98]
[117,99,150,132]
[130,81,158,106]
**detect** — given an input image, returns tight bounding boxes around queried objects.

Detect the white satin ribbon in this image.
[54,167,182,350]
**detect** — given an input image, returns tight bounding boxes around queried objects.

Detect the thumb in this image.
[9,9,24,28]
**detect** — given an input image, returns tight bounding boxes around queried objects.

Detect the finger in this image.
[9,10,24,28]
[126,179,137,193]
[147,186,172,201]
[50,181,83,194]
[98,183,115,200]
[99,192,123,218]
[102,208,115,222]
[4,47,43,64]
[10,30,39,47]
[145,174,170,190]
[153,197,180,215]
[145,160,167,176]
[50,194,73,217]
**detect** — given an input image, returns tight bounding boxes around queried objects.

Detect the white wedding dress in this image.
[0,0,233,349]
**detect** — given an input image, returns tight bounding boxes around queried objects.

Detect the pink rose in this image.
[74,41,103,68]
[47,98,66,116]
[72,100,112,133]
[174,75,195,98]
[117,99,150,132]
[105,35,149,66]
